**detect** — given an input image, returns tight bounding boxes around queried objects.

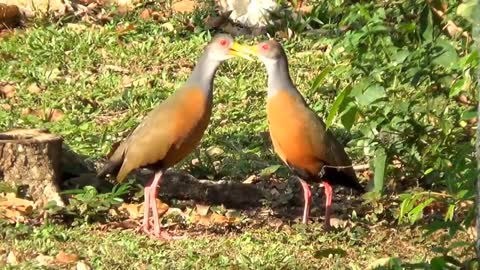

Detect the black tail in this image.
[97,159,123,179]
[322,167,365,193]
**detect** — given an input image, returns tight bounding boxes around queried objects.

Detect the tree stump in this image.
[0,129,64,207]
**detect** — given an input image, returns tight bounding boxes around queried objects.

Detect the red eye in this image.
[261,43,269,50]
[219,39,228,46]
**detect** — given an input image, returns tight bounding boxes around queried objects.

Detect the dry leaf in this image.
[195,204,210,216]
[172,0,196,14]
[121,75,133,88]
[0,195,34,211]
[211,213,236,224]
[150,11,165,22]
[116,24,136,34]
[242,175,258,184]
[76,261,92,270]
[192,212,237,226]
[139,8,152,20]
[152,199,169,217]
[121,200,169,219]
[165,207,185,217]
[458,94,470,105]
[7,250,19,265]
[20,108,65,122]
[1,104,11,110]
[36,254,55,267]
[207,146,224,156]
[0,192,35,221]
[49,109,65,122]
[329,217,347,228]
[55,251,79,264]
[27,83,43,94]
[298,5,313,14]
[119,202,142,219]
[0,83,15,98]
[161,22,174,32]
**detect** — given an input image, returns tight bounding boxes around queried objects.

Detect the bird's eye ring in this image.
[261,43,270,50]
[219,39,228,46]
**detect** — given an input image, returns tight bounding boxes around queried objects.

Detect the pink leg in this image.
[149,171,163,237]
[299,179,312,224]
[142,185,151,232]
[323,181,333,229]
[138,171,172,239]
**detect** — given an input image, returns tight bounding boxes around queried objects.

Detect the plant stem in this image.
[475,8,480,262]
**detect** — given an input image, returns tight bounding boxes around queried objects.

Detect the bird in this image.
[234,40,364,228]
[97,34,248,239]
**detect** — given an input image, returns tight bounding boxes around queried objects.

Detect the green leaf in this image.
[449,79,465,97]
[357,84,385,106]
[310,66,333,91]
[445,204,455,221]
[432,39,459,69]
[457,0,480,24]
[339,104,358,130]
[420,5,433,43]
[461,109,477,120]
[326,84,352,129]
[373,147,386,194]
[393,49,410,65]
[259,165,281,177]
[430,257,447,270]
[408,198,434,224]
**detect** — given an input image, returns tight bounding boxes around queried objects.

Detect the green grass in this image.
[0,0,478,269]
[0,221,473,269]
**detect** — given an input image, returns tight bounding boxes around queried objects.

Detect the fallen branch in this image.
[159,171,266,208]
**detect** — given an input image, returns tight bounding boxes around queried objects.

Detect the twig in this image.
[322,164,370,171]
[428,2,472,43]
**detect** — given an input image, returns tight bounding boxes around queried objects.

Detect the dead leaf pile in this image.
[0,192,35,223]
[55,251,80,264]
[116,199,169,220]
[139,8,166,22]
[189,204,239,226]
[6,248,89,269]
[33,251,85,268]
[21,108,65,122]
[0,83,15,98]
[171,0,197,14]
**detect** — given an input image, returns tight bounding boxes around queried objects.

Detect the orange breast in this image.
[163,88,212,166]
[267,91,321,175]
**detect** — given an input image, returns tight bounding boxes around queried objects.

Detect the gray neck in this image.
[263,56,299,98]
[185,51,221,99]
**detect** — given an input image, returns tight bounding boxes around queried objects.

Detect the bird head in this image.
[206,34,253,62]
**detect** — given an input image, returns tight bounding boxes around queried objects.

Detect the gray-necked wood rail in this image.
[235,40,364,228]
[97,34,248,239]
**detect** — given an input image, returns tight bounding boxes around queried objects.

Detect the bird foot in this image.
[133,224,172,240]
[134,220,184,240]
[142,227,174,240]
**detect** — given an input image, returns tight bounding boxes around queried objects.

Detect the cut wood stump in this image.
[0,129,64,207]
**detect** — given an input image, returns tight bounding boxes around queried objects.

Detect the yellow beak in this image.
[229,42,257,60]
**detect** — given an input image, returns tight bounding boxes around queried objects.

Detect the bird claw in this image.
[135,219,184,240]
